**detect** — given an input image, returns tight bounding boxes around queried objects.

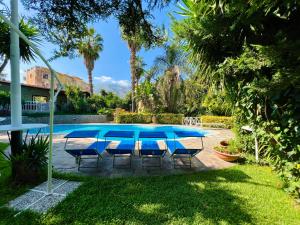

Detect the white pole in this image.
[10,0,22,127]
[255,136,259,162]
[47,69,55,195]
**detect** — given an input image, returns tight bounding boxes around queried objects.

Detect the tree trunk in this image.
[88,67,94,95]
[0,56,8,75]
[129,44,137,112]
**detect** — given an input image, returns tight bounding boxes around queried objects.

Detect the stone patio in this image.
[0,128,234,177]
[8,179,81,214]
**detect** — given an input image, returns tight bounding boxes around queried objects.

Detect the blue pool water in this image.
[30,124,208,139]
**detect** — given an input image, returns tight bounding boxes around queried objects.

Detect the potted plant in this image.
[213,139,241,162]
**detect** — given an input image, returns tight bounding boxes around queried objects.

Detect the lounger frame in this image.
[138,132,168,168]
[168,131,205,168]
[104,131,135,168]
[64,131,103,170]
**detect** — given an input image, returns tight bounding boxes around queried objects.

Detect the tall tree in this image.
[155,45,185,113]
[22,0,173,58]
[172,0,300,198]
[135,56,146,89]
[156,70,184,113]
[154,44,186,77]
[0,18,39,74]
[77,28,103,95]
[121,28,144,112]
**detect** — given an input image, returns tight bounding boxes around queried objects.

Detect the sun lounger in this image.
[104,131,135,168]
[166,131,205,168]
[64,130,110,170]
[138,131,167,168]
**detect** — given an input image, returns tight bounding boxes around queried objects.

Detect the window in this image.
[43,74,48,79]
[33,96,47,103]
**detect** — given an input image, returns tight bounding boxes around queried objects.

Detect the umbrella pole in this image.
[47,69,55,195]
[10,0,23,177]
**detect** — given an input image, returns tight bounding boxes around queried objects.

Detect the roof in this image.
[0,80,90,94]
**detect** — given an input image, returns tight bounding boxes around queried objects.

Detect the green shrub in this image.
[97,108,114,118]
[115,113,153,124]
[10,136,49,184]
[200,115,234,128]
[155,113,184,124]
[115,112,184,124]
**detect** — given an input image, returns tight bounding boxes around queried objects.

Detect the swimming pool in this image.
[30,124,208,139]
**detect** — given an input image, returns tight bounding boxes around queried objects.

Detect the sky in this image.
[2,0,180,96]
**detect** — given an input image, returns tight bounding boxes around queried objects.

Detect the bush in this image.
[115,112,184,124]
[97,108,114,118]
[10,136,49,184]
[115,112,153,124]
[202,89,232,116]
[200,115,234,128]
[155,113,184,124]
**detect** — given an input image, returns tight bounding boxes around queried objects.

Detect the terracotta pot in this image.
[220,140,229,147]
[213,150,240,162]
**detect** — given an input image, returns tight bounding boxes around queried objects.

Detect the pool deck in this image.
[0,127,234,177]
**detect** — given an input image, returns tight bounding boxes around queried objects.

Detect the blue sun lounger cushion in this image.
[65,141,111,157]
[106,140,135,155]
[104,131,135,138]
[166,140,200,157]
[65,141,111,170]
[140,141,165,156]
[174,131,205,138]
[166,140,202,168]
[64,130,100,139]
[139,131,167,139]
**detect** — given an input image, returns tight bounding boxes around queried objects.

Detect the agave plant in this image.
[10,136,49,184]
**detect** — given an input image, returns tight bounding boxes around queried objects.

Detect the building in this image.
[25,66,90,92]
[0,67,90,114]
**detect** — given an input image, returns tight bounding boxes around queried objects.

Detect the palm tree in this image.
[78,28,103,95]
[135,56,146,89]
[155,45,186,113]
[0,18,39,74]
[121,29,144,112]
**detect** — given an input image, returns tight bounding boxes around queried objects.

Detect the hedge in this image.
[115,112,184,124]
[200,115,234,128]
[115,113,152,124]
[155,113,184,124]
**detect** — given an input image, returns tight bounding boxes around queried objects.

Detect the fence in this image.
[182,117,202,126]
[22,101,50,112]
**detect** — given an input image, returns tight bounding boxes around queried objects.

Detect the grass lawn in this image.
[0,142,30,206]
[0,144,299,225]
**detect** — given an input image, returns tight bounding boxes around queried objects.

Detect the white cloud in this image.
[94,75,112,82]
[114,80,130,87]
[94,75,130,97]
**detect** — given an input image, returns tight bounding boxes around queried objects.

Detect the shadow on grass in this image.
[49,169,253,224]
[0,169,255,225]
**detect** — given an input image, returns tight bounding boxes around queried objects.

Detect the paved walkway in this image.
[0,128,234,177]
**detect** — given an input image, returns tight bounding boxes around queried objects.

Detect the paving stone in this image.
[54,181,81,195]
[9,180,81,213]
[27,194,65,213]
[32,178,66,192]
[9,191,45,211]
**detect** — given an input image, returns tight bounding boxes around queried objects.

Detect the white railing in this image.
[22,101,50,112]
[182,117,202,126]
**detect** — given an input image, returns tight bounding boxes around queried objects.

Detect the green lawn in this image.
[0,143,299,225]
[0,142,31,206]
